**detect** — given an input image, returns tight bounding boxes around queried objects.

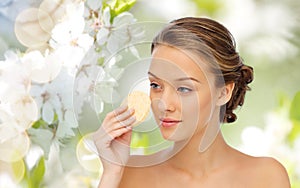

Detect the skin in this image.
[94,45,291,188]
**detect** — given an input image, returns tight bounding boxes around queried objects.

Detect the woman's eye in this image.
[177,87,192,93]
[150,82,161,89]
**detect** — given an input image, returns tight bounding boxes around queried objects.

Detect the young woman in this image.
[93,17,291,188]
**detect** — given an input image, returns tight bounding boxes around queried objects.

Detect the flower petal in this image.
[0,132,30,162]
[102,7,111,27]
[42,102,54,124]
[87,0,102,10]
[112,12,135,28]
[96,28,109,45]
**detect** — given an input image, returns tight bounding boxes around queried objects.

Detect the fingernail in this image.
[127,116,135,124]
[115,105,127,114]
[129,108,135,114]
[119,105,127,110]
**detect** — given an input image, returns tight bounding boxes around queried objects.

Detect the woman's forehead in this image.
[149,46,213,83]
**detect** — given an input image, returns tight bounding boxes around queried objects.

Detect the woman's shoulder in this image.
[234,151,291,187]
[254,156,290,187]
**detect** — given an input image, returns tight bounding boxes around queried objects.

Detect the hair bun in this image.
[235,64,253,106]
[240,65,253,84]
[225,111,237,123]
[223,64,254,123]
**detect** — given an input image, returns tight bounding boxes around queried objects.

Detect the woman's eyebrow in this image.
[176,77,200,83]
[148,71,200,83]
[148,71,159,79]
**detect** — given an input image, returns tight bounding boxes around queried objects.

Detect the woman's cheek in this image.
[150,97,161,124]
[182,91,212,130]
[181,96,200,132]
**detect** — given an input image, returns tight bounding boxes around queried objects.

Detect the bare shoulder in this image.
[236,152,291,188]
[254,156,290,187]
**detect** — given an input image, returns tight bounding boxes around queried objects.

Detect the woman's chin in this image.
[160,129,189,142]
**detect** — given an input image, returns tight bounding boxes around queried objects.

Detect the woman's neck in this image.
[165,126,231,177]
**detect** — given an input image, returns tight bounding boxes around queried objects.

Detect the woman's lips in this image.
[159,118,182,128]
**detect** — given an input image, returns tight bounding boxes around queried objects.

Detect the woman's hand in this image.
[93,105,136,175]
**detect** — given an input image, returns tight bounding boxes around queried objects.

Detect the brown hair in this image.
[151,17,253,123]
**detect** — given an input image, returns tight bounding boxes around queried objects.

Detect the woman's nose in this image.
[157,89,177,112]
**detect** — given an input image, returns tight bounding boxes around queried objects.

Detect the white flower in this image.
[10,94,38,129]
[0,51,38,133]
[24,50,63,83]
[51,1,86,45]
[0,50,40,163]
[74,49,106,113]
[84,0,103,33]
[86,0,102,11]
[30,67,79,138]
[73,48,125,115]
[30,83,61,124]
[0,130,30,162]
[0,52,31,102]
[96,7,139,53]
[56,110,78,138]
[0,106,20,142]
[50,2,93,69]
[75,65,105,113]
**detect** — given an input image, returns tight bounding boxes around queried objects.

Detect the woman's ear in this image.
[216,82,235,106]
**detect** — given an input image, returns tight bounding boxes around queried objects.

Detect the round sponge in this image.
[124,91,151,126]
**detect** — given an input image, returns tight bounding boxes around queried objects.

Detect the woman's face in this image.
[148,45,221,142]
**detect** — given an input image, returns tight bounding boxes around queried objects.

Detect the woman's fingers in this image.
[114,108,135,122]
[94,106,136,143]
[92,106,137,168]
[106,105,128,120]
[110,126,132,140]
[103,108,136,132]
[93,126,131,148]
[106,116,136,140]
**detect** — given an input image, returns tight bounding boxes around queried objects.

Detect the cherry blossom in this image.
[96,7,142,54]
[50,2,94,70]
